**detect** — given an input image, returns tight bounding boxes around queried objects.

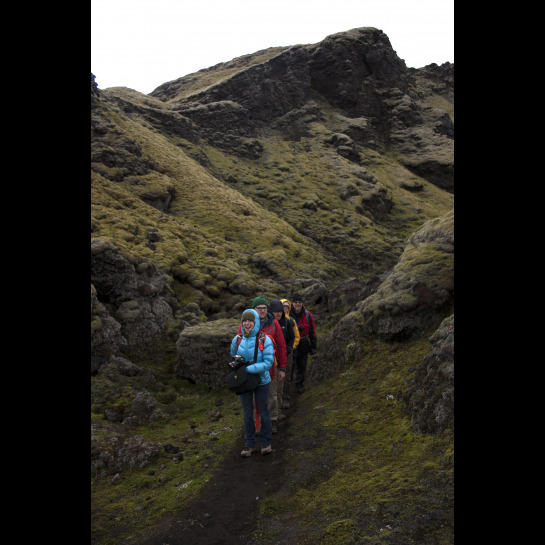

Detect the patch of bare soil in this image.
[133,391,300,545]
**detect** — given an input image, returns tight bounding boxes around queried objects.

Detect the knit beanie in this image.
[242,310,256,323]
[252,296,269,308]
[269,299,284,313]
[292,294,303,302]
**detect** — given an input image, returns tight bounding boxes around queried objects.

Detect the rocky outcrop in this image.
[145,27,453,190]
[359,209,454,341]
[307,28,411,119]
[403,314,454,433]
[90,239,173,367]
[307,310,366,385]
[176,318,240,388]
[91,422,162,470]
[91,284,127,373]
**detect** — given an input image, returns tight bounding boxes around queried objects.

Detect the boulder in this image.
[90,239,173,363]
[176,318,240,388]
[403,315,454,433]
[359,210,454,341]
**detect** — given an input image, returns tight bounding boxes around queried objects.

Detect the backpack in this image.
[236,313,282,375]
[235,331,268,355]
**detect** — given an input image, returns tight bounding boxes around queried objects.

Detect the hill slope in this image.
[91,26,454,545]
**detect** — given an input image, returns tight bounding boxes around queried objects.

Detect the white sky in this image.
[91,0,454,95]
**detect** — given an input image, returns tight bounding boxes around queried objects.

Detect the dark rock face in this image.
[403,315,454,433]
[91,239,173,368]
[308,28,411,119]
[146,27,452,190]
[175,318,240,388]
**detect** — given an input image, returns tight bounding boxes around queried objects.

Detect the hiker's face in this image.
[292,301,302,311]
[242,319,254,333]
[254,305,268,321]
[283,304,290,314]
[272,311,283,321]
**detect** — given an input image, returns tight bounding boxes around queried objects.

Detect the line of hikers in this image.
[230,294,317,457]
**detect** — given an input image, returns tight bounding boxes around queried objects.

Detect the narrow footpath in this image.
[134,393,299,545]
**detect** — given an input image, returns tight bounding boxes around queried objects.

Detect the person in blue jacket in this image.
[230,308,275,456]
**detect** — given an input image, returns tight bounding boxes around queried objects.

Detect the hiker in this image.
[230,308,274,456]
[278,298,300,411]
[268,299,296,424]
[289,294,317,394]
[237,296,287,433]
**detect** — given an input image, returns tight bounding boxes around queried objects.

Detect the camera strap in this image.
[236,332,266,364]
[249,332,265,364]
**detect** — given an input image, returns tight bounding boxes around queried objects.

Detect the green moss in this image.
[91,385,243,543]
[259,336,453,543]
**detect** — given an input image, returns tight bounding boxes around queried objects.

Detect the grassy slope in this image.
[258,335,453,544]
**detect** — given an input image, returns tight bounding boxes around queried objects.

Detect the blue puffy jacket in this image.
[230,308,274,386]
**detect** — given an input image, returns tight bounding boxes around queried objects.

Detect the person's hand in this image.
[278,370,285,381]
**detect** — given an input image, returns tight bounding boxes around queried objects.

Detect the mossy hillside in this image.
[92,101,339,310]
[360,210,454,336]
[91,382,243,545]
[96,83,452,299]
[257,335,454,544]
[194,121,453,277]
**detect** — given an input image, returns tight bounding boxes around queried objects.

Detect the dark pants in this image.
[281,352,294,404]
[239,383,271,448]
[294,351,309,390]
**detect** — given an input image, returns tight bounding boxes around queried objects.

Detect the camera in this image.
[228,354,245,370]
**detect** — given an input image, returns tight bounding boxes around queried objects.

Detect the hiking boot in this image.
[282,402,290,409]
[241,446,257,457]
[261,444,272,455]
[278,414,287,421]
[271,422,278,434]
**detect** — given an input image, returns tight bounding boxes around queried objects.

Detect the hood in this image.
[241,308,260,337]
[280,298,292,315]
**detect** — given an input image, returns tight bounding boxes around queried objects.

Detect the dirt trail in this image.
[134,392,299,545]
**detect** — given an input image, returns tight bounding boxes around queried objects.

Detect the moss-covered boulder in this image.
[359,209,454,340]
[403,314,454,433]
[176,318,240,388]
[91,239,174,364]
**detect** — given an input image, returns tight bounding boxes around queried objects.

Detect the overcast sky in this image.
[91,0,454,95]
